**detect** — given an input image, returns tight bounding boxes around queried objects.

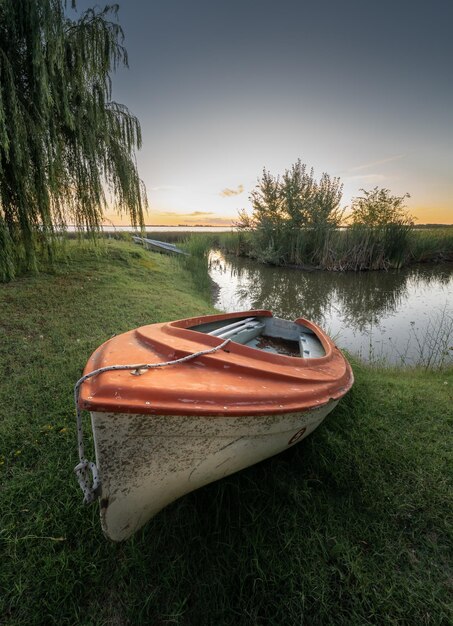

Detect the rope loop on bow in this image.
[74,337,232,504]
[74,459,101,504]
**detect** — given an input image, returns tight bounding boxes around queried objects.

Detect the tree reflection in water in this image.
[209,250,453,366]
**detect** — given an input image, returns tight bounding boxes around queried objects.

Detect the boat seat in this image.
[299,332,325,358]
[225,321,265,345]
[212,319,265,345]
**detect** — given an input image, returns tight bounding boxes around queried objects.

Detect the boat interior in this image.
[189,315,326,359]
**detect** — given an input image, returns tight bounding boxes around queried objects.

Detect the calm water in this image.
[209,251,453,367]
[66,225,233,233]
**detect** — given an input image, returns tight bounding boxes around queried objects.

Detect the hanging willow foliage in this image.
[0,1,147,279]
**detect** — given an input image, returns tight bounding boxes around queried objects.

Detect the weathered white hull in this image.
[91,400,338,541]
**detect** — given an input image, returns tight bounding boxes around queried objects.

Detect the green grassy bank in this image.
[1,241,452,625]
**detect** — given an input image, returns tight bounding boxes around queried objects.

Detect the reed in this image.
[212,225,453,271]
[315,224,413,271]
[410,228,453,263]
[216,230,251,256]
[388,305,453,370]
[180,233,216,257]
[178,234,217,299]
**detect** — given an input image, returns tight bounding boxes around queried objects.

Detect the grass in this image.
[411,228,453,263]
[1,240,452,625]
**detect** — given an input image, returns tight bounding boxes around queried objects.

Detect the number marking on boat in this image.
[288,427,307,445]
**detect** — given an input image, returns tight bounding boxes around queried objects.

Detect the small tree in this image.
[237,168,286,264]
[310,172,344,228]
[280,161,316,229]
[240,161,344,232]
[350,187,412,227]
[236,161,344,265]
[245,168,284,230]
[348,187,414,269]
[280,160,343,229]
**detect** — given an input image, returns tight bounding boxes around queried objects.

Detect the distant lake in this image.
[66,225,234,233]
[209,251,453,368]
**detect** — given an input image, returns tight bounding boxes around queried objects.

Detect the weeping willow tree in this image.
[0,1,147,280]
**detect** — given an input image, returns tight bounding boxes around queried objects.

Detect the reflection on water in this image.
[209,251,453,366]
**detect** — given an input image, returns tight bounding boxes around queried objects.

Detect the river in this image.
[209,251,453,367]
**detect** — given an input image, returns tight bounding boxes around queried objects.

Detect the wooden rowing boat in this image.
[77,310,353,541]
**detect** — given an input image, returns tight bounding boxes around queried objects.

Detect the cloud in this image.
[156,210,214,217]
[349,155,405,173]
[202,216,235,225]
[344,174,386,183]
[187,211,214,216]
[220,184,244,197]
[103,208,235,226]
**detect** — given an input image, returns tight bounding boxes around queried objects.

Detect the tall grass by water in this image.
[411,228,453,263]
[214,226,453,270]
[1,240,452,625]
[388,304,453,370]
[180,234,216,297]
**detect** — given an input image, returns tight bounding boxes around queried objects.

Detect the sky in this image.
[71,0,453,225]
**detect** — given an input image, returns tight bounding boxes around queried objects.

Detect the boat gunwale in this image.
[78,310,353,417]
[80,394,346,417]
[152,309,334,367]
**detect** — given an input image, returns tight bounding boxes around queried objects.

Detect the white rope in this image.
[74,337,232,504]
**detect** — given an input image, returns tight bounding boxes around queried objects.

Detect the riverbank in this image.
[1,241,452,625]
[128,228,453,271]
